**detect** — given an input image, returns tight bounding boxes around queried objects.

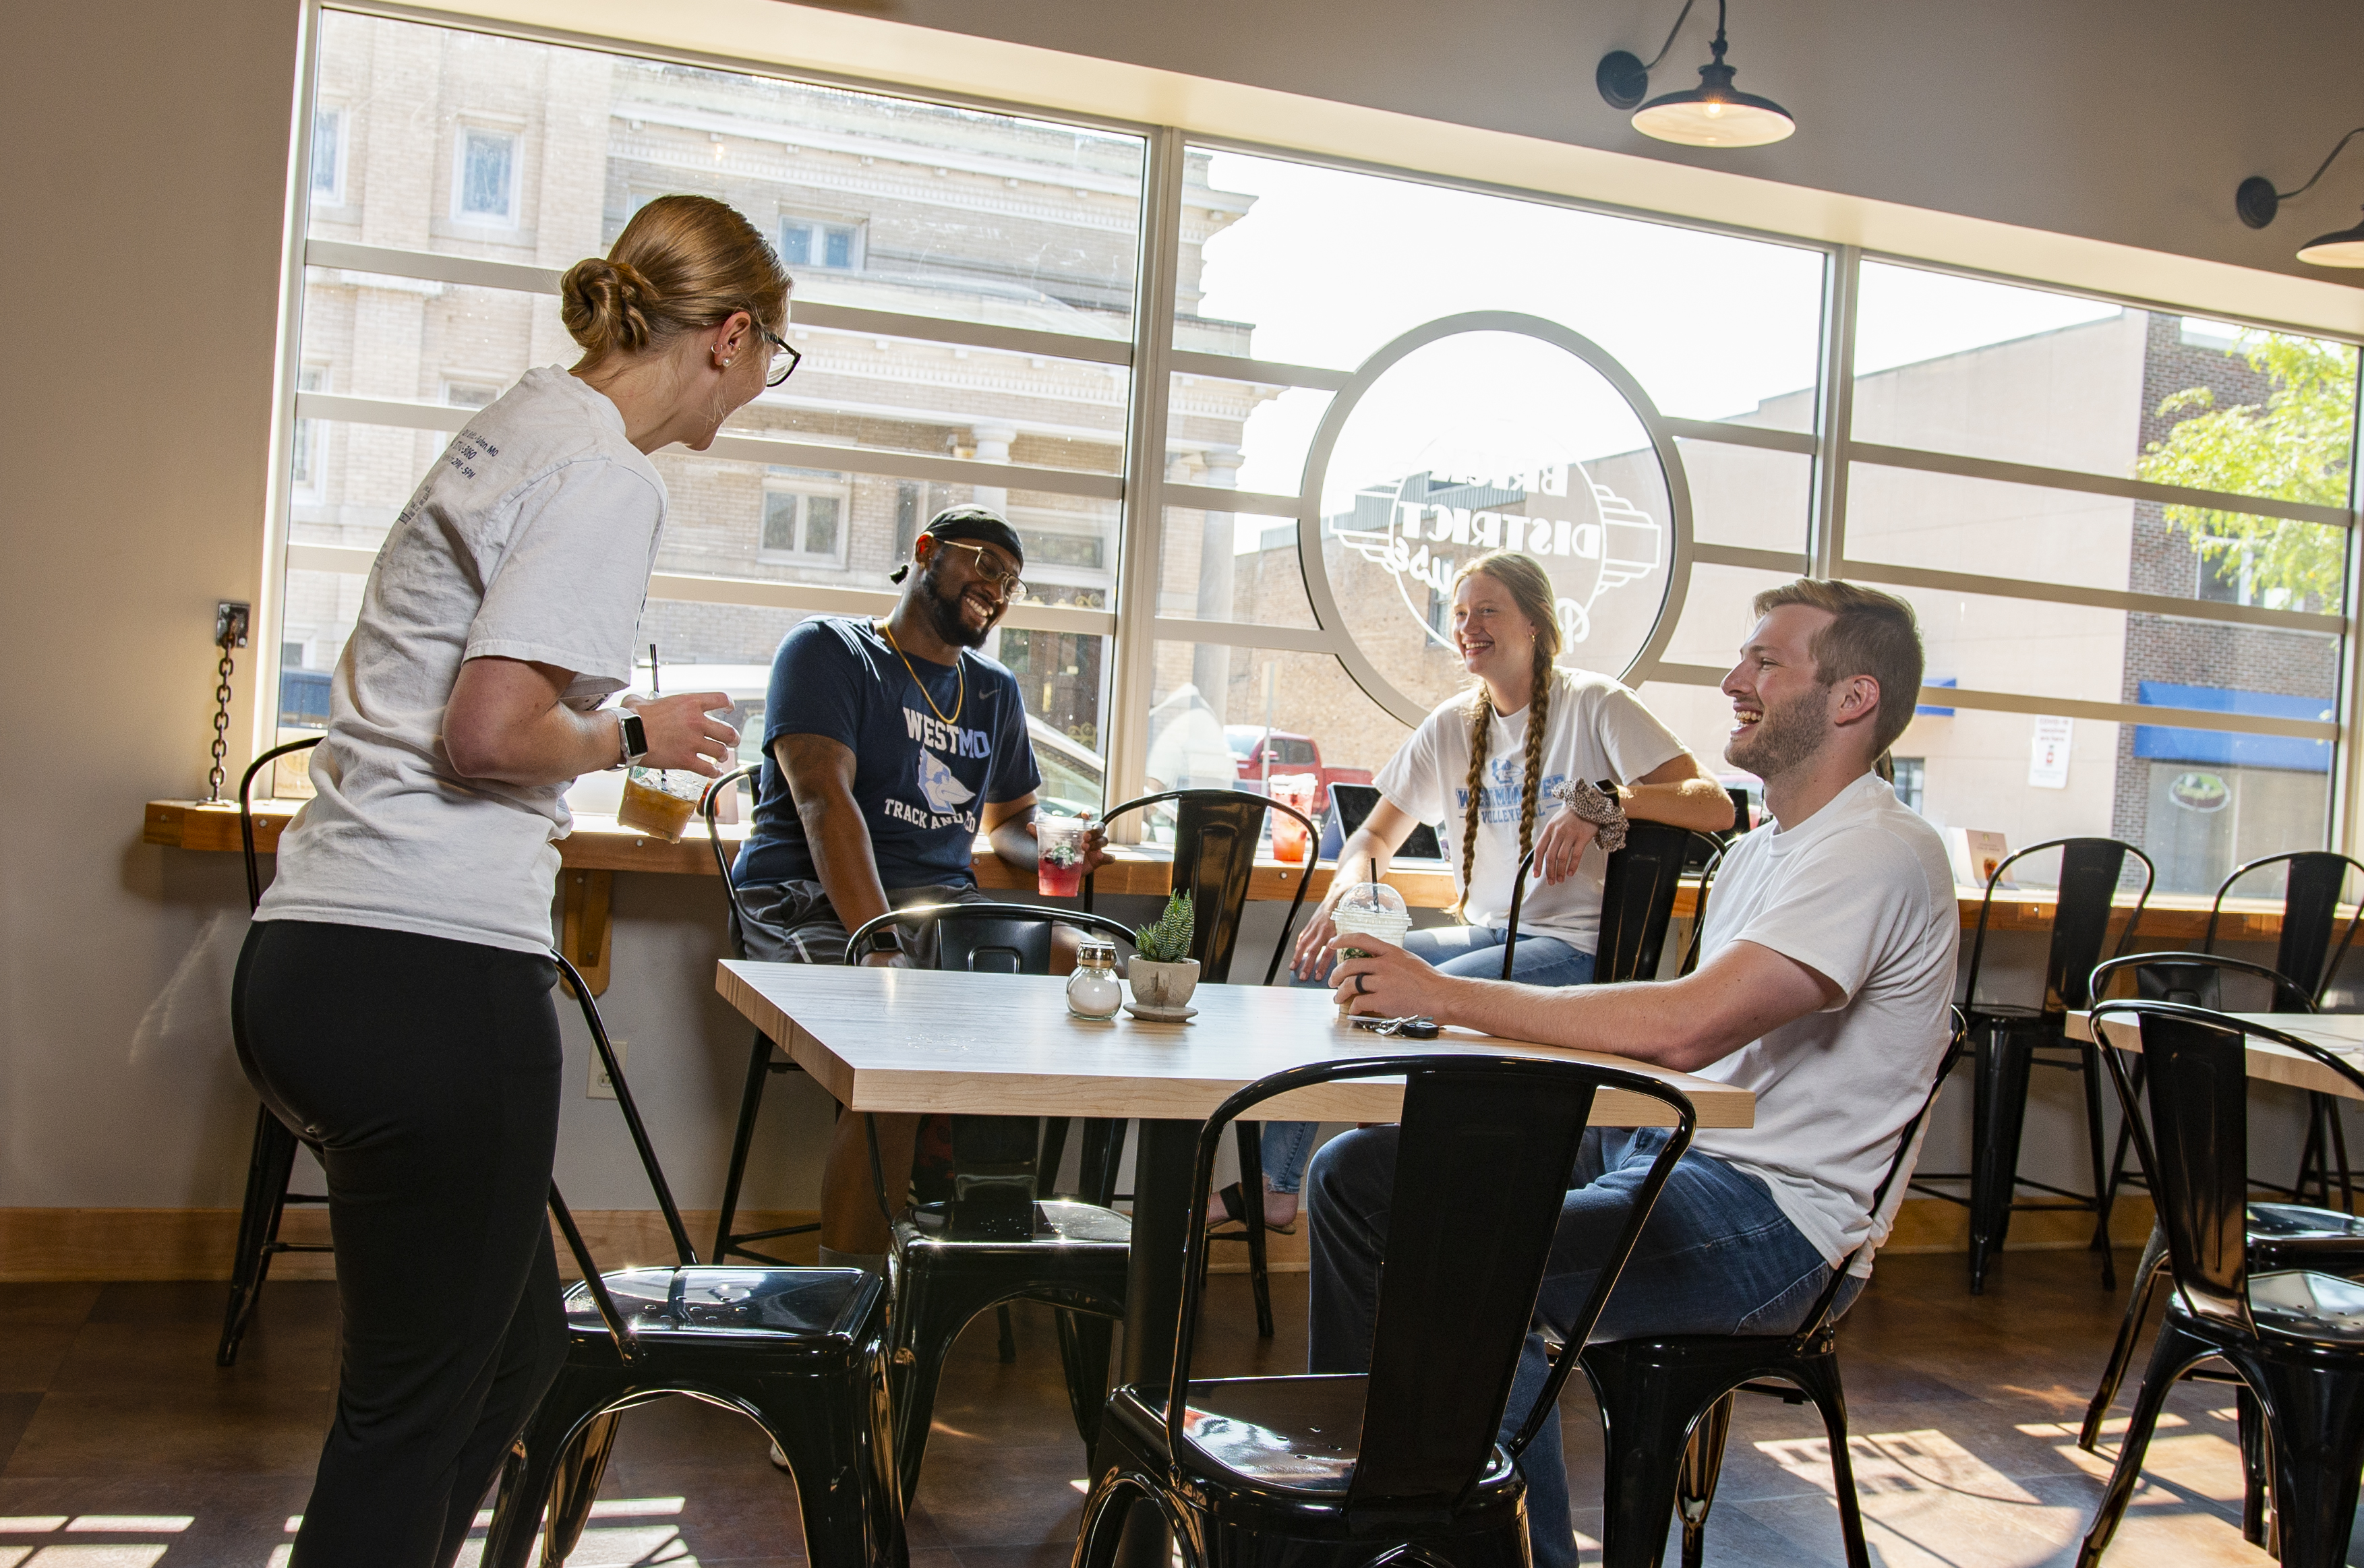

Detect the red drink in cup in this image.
[1038,816,1086,898]
[1268,773,1317,864]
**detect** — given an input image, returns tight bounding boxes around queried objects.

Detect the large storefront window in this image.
[282,11,1143,810]
[1150,144,1829,804]
[1839,262,2355,893]
[272,11,2363,883]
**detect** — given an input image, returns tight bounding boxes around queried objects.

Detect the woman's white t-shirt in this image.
[256,367,668,954]
[1372,668,1688,954]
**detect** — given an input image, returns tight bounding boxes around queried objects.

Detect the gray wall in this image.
[7,0,2364,1213]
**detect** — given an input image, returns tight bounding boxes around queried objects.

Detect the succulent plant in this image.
[1134,890,1196,963]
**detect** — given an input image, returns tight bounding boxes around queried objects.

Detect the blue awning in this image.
[2133,681,2333,774]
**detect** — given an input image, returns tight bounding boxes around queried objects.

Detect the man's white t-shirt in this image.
[256,367,667,954]
[1373,668,1687,955]
[1688,773,1961,1274]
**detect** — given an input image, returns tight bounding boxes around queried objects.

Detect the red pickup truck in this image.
[1224,727,1375,813]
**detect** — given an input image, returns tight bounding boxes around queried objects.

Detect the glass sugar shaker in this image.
[1067,940,1123,1020]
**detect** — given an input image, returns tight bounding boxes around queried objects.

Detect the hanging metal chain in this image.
[205,641,237,803]
[205,602,251,804]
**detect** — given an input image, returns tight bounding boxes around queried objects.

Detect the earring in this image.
[718,358,733,368]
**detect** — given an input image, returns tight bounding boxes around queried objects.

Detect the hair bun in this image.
[560,255,653,357]
[560,195,792,367]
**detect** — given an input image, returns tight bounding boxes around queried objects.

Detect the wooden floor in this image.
[1,1249,2350,1566]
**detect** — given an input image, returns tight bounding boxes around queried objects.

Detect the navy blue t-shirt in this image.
[733,616,1041,891]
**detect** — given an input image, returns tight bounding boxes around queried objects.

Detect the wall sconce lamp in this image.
[1597,0,1794,149]
[2237,127,2364,267]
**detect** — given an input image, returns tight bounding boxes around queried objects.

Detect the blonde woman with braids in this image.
[239,195,788,1567]
[1221,552,1732,1236]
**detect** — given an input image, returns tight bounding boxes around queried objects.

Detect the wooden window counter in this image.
[143,797,2319,988]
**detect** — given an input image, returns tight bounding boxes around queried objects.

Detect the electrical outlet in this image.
[589,1040,626,1099]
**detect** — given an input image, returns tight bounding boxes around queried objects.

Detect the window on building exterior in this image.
[454,127,517,222]
[780,217,861,271]
[309,108,345,204]
[444,381,500,409]
[1891,756,1926,814]
[760,474,850,564]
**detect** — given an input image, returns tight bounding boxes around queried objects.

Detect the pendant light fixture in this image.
[1597,0,1794,149]
[2235,127,2364,268]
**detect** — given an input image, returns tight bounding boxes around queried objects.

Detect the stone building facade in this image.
[285,11,1265,760]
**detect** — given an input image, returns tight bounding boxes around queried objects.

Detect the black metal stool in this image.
[1910,837,2154,1292]
[216,735,331,1367]
[482,950,904,1567]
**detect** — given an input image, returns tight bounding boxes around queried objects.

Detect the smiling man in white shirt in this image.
[1311,578,1959,1568]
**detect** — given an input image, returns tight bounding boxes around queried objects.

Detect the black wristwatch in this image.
[615,708,649,768]
[854,926,905,962]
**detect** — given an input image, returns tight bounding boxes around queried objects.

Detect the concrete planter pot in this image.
[1127,958,1200,1011]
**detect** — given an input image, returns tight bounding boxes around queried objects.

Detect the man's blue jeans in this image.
[1306,1125,1861,1568]
[1260,926,1597,1194]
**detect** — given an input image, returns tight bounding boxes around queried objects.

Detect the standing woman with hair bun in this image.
[237,194,792,1568]
[1217,551,1734,1236]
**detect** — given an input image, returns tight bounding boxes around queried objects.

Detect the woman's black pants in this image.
[234,919,569,1568]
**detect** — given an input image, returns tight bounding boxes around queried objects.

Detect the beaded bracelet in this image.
[1548,777,1629,854]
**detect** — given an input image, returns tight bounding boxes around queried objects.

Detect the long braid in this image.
[1456,687,1494,913]
[1443,549,1566,923]
[1516,649,1552,866]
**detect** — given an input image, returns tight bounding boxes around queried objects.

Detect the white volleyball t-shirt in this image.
[1687,773,1961,1274]
[257,367,667,954]
[1372,668,1689,954]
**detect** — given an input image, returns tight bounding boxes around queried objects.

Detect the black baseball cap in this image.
[889,505,1025,584]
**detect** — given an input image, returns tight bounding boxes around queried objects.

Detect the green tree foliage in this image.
[2135,332,2356,611]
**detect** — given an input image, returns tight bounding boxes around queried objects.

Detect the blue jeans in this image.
[1306,1126,1860,1568]
[1259,926,1597,1194]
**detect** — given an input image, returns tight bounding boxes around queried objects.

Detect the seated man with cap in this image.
[731,504,1108,1271]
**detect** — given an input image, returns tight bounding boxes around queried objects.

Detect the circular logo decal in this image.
[2168,771,2232,813]
[1295,314,1692,727]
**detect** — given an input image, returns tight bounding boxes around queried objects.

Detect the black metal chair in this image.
[1676,839,1732,979]
[2077,953,2364,1459]
[1073,1052,1698,1568]
[703,762,824,1267]
[841,901,1144,1506]
[2075,999,2364,1568]
[1085,787,1321,1341]
[216,735,332,1367]
[2207,851,2364,1207]
[1581,1007,1968,1568]
[481,951,904,1568]
[1497,822,1730,984]
[1910,837,2154,1292]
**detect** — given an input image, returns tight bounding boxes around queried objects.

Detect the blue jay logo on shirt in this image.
[1455,756,1572,826]
[916,750,978,813]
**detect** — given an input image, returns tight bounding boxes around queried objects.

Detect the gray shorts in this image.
[731,878,995,966]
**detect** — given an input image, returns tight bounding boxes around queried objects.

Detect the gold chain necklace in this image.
[879,619,964,727]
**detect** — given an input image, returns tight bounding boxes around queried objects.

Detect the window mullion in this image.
[1810,243,1860,581]
[2334,366,2364,856]
[1104,125,1185,821]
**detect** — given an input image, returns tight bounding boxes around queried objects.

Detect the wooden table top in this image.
[2070,1009,2364,1102]
[715,960,1754,1129]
